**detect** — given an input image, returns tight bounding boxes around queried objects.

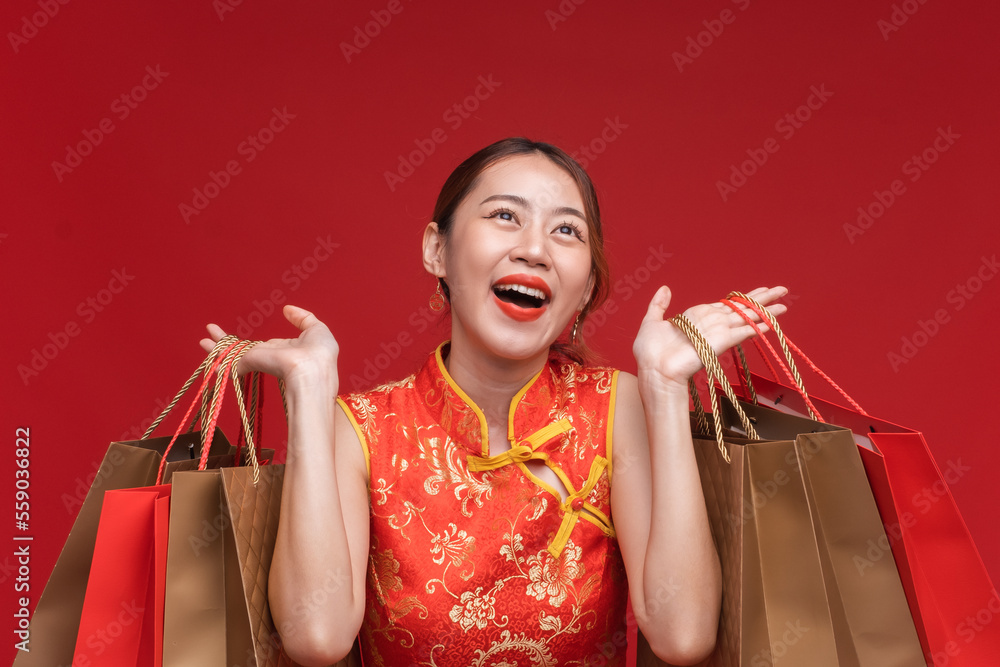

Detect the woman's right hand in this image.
[199,304,339,391]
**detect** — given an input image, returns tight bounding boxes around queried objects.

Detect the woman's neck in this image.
[443,339,548,431]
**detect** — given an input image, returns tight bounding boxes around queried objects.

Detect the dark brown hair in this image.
[431,137,610,364]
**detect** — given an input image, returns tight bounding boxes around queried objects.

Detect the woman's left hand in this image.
[632,285,789,391]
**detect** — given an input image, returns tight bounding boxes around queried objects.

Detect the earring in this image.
[429,282,445,312]
[570,313,582,345]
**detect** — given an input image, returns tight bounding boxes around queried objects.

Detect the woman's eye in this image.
[487,208,516,222]
[556,223,583,239]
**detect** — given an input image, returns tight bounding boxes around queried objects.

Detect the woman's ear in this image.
[422,222,447,278]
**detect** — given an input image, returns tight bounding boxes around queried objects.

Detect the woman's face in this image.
[424,153,594,361]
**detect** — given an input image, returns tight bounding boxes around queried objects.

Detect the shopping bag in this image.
[163,340,361,666]
[222,464,295,667]
[12,430,232,667]
[72,485,171,666]
[219,463,363,666]
[639,315,843,666]
[13,336,246,667]
[639,312,923,665]
[722,292,1000,665]
[719,399,925,665]
[739,370,1000,665]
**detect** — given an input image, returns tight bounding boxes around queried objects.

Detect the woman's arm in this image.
[611,285,787,665]
[200,305,369,666]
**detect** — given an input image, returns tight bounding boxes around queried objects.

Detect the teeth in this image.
[495,284,546,300]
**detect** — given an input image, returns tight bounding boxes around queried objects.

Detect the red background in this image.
[3,0,998,664]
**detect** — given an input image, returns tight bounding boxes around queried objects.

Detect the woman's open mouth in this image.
[491,275,550,322]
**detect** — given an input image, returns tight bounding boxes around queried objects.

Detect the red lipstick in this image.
[491,274,551,322]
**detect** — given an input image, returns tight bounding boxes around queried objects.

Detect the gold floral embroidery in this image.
[430,522,476,567]
[586,470,610,510]
[365,543,428,655]
[369,545,403,600]
[470,630,556,666]
[448,586,498,631]
[417,431,496,517]
[372,478,395,506]
[348,394,383,440]
[525,542,583,607]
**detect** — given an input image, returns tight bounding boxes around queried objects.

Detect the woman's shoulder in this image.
[338,371,418,404]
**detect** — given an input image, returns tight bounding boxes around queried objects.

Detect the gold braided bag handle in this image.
[226,342,264,485]
[672,315,759,439]
[141,334,240,440]
[726,290,817,420]
[221,339,289,486]
[735,344,757,404]
[688,377,711,437]
[670,314,760,462]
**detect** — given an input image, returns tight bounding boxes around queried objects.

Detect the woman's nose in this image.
[510,223,551,267]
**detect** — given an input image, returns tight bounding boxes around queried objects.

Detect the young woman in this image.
[200,138,788,666]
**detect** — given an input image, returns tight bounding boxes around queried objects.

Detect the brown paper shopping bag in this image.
[637,314,842,666]
[721,399,925,666]
[640,311,922,666]
[163,339,360,666]
[219,462,363,667]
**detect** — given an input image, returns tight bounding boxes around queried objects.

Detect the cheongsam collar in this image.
[424,341,574,462]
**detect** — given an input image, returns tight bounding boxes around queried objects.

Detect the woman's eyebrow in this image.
[480,193,585,220]
[480,193,529,208]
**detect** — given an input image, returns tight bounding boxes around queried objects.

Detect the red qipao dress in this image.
[337,343,629,666]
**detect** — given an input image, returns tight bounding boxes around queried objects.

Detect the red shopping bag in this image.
[73,485,170,666]
[720,293,1000,666]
